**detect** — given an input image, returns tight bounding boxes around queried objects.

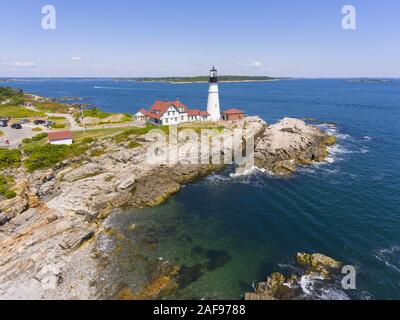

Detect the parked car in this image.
[11,123,22,129]
[19,119,30,124]
[46,121,55,126]
[34,120,46,125]
[0,120,8,127]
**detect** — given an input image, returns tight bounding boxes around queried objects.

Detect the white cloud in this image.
[252,61,263,68]
[72,56,81,61]
[2,61,36,68]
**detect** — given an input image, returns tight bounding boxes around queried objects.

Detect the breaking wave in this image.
[374,246,400,273]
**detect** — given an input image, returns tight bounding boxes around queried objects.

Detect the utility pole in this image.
[81,105,86,133]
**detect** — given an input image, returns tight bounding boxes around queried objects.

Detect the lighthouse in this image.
[207,66,221,121]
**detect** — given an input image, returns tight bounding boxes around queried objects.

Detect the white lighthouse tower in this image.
[207,66,221,121]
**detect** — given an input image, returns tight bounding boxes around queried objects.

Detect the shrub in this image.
[81,137,95,144]
[32,127,43,132]
[31,132,48,141]
[0,174,16,199]
[24,144,71,172]
[51,123,66,129]
[0,149,21,169]
[24,143,89,172]
[4,190,16,199]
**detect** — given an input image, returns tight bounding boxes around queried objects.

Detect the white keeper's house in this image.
[135,67,243,126]
[136,99,211,126]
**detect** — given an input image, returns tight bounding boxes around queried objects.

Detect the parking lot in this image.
[0,123,47,147]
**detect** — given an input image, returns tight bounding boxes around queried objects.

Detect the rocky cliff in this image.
[0,117,337,299]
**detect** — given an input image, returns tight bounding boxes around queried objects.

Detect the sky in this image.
[0,0,399,78]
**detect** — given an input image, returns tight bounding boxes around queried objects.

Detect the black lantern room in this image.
[209,66,218,83]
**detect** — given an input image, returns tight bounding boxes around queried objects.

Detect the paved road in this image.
[46,112,145,132]
[46,113,84,131]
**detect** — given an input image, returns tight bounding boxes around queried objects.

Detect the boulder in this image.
[297,252,312,267]
[116,176,136,191]
[0,196,29,222]
[61,163,104,182]
[254,118,335,174]
[311,253,342,270]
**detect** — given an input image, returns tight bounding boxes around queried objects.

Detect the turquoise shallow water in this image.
[2,78,400,299]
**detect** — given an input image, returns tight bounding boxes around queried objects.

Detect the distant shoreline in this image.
[150,79,287,84]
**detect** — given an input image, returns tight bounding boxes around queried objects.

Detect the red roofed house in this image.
[48,130,73,145]
[136,99,211,125]
[222,109,245,121]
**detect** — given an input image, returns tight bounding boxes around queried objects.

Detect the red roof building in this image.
[136,99,211,125]
[48,131,73,145]
[222,109,245,121]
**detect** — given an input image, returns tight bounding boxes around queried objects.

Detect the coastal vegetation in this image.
[23,142,89,172]
[0,105,45,118]
[35,100,79,113]
[73,127,129,142]
[22,133,48,146]
[0,149,21,170]
[0,87,24,105]
[131,76,285,83]
[0,174,16,199]
[82,107,113,119]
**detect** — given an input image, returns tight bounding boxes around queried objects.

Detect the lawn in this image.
[73,127,128,142]
[35,101,78,113]
[0,105,46,118]
[82,107,112,119]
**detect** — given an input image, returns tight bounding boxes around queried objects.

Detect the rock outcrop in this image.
[254,118,336,174]
[0,116,337,299]
[245,252,345,301]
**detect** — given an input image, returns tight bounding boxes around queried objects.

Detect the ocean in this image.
[2,78,400,300]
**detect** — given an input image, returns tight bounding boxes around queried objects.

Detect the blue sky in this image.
[0,0,399,77]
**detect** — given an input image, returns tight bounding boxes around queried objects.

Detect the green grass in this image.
[73,127,128,142]
[0,174,16,199]
[112,125,168,143]
[82,107,112,119]
[22,133,49,147]
[51,123,66,129]
[35,101,75,113]
[127,141,142,149]
[0,105,45,118]
[0,149,21,170]
[32,127,43,132]
[48,116,67,120]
